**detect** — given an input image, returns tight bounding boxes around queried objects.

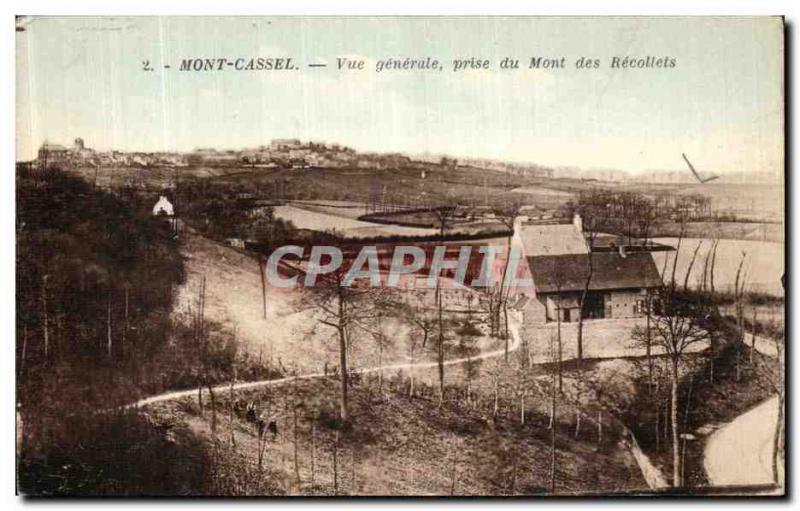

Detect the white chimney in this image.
[573,213,583,233]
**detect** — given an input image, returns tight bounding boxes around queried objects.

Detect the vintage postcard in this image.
[15,16,785,497]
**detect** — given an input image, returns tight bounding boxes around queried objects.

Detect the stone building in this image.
[517,214,663,324]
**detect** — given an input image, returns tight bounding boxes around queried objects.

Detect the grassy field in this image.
[187,164,580,211]
[273,205,439,236]
[651,238,784,296]
[71,163,783,227]
[672,183,784,223]
[652,222,783,243]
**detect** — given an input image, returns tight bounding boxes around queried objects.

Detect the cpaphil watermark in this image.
[263,243,533,290]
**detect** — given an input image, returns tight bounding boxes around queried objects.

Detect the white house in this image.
[152,196,174,216]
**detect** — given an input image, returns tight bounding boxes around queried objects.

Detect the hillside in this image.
[147,376,648,496]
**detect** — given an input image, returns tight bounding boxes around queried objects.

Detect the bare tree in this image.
[407,308,436,349]
[367,314,400,398]
[551,262,570,391]
[749,306,758,365]
[770,334,785,486]
[257,256,268,320]
[456,328,481,407]
[229,328,238,448]
[567,190,612,364]
[432,204,457,403]
[732,252,749,382]
[310,422,316,484]
[492,200,523,359]
[332,431,340,495]
[292,368,301,487]
[479,284,502,338]
[548,332,558,494]
[699,239,720,382]
[304,262,391,423]
[640,233,712,487]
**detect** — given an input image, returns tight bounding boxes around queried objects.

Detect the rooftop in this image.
[528,252,663,294]
[518,223,589,257]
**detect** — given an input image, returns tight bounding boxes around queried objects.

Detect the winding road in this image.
[133,313,522,408]
[702,333,783,489]
[130,311,670,491]
[703,395,780,487]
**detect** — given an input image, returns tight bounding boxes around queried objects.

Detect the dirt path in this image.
[702,324,783,490]
[747,334,781,358]
[133,312,523,408]
[703,395,779,487]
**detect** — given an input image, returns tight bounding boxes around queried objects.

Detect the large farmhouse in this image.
[518,214,664,324]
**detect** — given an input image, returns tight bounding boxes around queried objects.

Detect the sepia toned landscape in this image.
[16,136,785,496]
[15,16,784,498]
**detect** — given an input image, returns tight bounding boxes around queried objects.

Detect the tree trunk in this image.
[20,324,28,379]
[597,410,603,444]
[750,308,757,364]
[550,360,557,494]
[293,400,300,486]
[41,275,49,359]
[736,349,741,382]
[408,357,415,398]
[338,326,349,423]
[333,432,339,495]
[497,234,513,346]
[503,302,510,362]
[772,391,785,485]
[510,456,518,495]
[258,258,267,319]
[709,333,715,383]
[310,423,316,484]
[208,384,217,437]
[437,283,445,405]
[450,448,458,495]
[655,378,661,452]
[378,343,383,397]
[107,297,113,360]
[467,361,473,407]
[670,358,681,487]
[229,374,236,447]
[576,309,585,365]
[493,377,499,418]
[577,256,593,364]
[646,298,653,395]
[557,298,563,392]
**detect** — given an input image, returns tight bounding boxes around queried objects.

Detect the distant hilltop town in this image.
[33,137,556,178]
[32,137,779,185]
[34,137,420,172]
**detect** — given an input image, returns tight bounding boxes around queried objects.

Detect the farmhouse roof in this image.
[528,252,662,294]
[518,223,589,257]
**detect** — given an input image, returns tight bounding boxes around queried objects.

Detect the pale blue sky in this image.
[16,16,783,174]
